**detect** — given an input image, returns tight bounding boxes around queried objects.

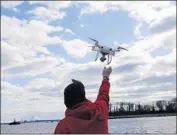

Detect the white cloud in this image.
[80,24,84,28]
[1,15,63,71]
[129,28,176,54]
[65,28,76,36]
[79,1,115,16]
[1,1,24,9]
[1,40,25,70]
[134,23,143,39]
[28,1,72,10]
[1,15,63,46]
[77,1,174,24]
[33,46,51,55]
[27,1,73,23]
[149,49,176,76]
[60,39,92,57]
[1,14,93,80]
[13,8,20,12]
[1,80,65,123]
[149,6,176,33]
[1,81,24,96]
[1,81,30,119]
[2,55,65,78]
[27,6,66,21]
[25,78,56,92]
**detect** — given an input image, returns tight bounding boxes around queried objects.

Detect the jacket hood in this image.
[65,100,96,120]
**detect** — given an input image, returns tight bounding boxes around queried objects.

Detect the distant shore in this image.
[1,113,176,124]
[108,113,176,119]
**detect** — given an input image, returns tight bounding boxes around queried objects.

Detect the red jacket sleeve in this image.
[94,78,110,111]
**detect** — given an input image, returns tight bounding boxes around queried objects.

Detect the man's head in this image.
[64,79,86,108]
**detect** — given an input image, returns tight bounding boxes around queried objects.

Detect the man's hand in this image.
[102,67,112,79]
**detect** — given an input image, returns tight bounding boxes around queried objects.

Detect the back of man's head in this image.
[64,79,86,108]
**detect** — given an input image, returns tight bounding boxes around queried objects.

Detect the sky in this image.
[1,1,176,123]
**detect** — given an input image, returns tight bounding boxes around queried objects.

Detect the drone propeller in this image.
[88,37,99,43]
[118,46,128,51]
[88,37,100,48]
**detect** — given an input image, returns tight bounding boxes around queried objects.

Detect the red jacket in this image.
[54,78,110,134]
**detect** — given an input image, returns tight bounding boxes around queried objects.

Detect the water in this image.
[108,116,176,134]
[1,116,176,134]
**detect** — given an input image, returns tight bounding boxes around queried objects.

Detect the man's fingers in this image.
[108,67,112,73]
[108,67,112,70]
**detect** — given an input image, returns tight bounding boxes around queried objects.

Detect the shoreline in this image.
[1,113,176,124]
[108,113,176,119]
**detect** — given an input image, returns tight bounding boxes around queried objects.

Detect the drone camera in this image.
[100,57,106,62]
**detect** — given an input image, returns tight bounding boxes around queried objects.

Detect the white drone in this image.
[88,37,128,65]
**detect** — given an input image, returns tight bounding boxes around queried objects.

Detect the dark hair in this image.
[64,79,86,108]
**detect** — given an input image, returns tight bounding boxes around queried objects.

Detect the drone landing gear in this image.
[99,54,112,65]
[107,54,112,65]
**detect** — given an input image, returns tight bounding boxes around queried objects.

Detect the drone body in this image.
[88,37,128,65]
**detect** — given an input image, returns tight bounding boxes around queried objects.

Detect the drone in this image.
[88,37,128,65]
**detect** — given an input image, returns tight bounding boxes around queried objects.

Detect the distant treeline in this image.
[109,97,177,116]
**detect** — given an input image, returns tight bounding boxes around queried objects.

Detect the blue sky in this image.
[1,1,176,123]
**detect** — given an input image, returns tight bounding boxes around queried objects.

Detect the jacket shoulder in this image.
[54,118,70,134]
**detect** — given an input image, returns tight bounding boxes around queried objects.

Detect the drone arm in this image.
[112,49,120,52]
[88,37,100,48]
[95,43,100,48]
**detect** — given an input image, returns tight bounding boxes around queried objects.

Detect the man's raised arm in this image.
[94,67,112,109]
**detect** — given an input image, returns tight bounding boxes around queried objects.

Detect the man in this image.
[54,67,112,134]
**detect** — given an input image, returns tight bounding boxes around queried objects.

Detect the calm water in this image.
[108,116,176,134]
[1,116,176,134]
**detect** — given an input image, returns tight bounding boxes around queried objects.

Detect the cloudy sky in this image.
[1,1,176,123]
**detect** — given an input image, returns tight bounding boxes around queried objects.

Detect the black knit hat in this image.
[64,79,86,108]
